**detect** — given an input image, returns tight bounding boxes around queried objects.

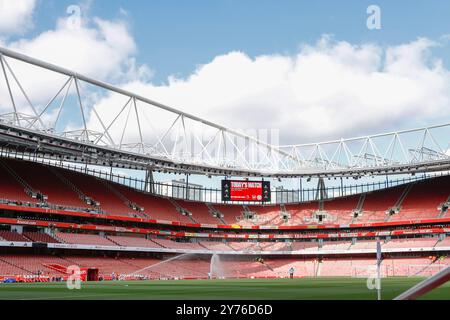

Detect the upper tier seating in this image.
[323,194,360,224]
[284,202,319,225]
[0,158,449,226]
[245,205,284,226]
[0,161,35,202]
[213,205,245,224]
[358,185,406,222]
[113,184,192,223]
[58,170,134,216]
[176,200,221,224]
[4,159,91,209]
[393,177,450,220]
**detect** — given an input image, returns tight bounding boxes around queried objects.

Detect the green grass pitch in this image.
[0,277,449,300]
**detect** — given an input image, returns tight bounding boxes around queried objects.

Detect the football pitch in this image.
[0,277,449,300]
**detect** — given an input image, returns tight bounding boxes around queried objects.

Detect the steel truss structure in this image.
[0,46,449,178]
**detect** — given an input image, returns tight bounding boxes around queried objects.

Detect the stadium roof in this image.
[1,46,450,178]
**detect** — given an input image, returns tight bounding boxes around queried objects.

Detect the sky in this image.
[26,0,450,82]
[1,1,450,140]
[1,0,450,189]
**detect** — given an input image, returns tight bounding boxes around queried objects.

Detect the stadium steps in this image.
[198,242,211,250]
[432,238,441,248]
[206,203,227,224]
[187,215,198,224]
[97,179,148,219]
[149,238,167,248]
[0,159,43,201]
[280,204,291,224]
[46,166,101,211]
[0,256,33,274]
[386,183,415,221]
[438,195,450,218]
[207,205,229,224]
[351,193,366,223]
[168,198,198,223]
[105,236,122,246]
[52,234,67,244]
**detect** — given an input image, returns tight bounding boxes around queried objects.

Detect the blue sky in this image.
[26,0,450,83]
[2,0,450,142]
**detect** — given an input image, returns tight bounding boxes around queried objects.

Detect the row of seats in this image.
[0,230,59,243]
[1,229,448,252]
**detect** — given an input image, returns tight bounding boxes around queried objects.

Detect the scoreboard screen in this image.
[221,180,271,202]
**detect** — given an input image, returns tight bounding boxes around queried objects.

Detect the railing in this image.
[0,149,448,205]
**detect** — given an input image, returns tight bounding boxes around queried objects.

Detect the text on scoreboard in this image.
[221,180,271,202]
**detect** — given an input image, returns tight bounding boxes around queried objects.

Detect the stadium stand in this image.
[0,160,35,203]
[4,159,91,210]
[151,238,205,250]
[112,184,192,223]
[0,159,449,228]
[22,232,60,243]
[0,159,449,283]
[394,177,450,220]
[106,235,162,248]
[358,184,407,222]
[323,194,360,224]
[285,202,319,224]
[55,232,117,246]
[213,204,245,225]
[58,170,134,216]
[176,200,221,224]
[0,230,30,242]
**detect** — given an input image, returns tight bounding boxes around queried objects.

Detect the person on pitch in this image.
[289,267,295,279]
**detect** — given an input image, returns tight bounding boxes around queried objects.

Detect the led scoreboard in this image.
[221,180,271,202]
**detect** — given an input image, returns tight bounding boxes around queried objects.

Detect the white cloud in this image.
[0,12,150,124]
[0,0,36,35]
[7,16,138,80]
[88,36,450,145]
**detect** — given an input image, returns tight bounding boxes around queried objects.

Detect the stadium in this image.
[0,2,449,301]
[0,45,448,301]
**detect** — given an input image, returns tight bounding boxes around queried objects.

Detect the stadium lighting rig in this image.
[0,46,450,178]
